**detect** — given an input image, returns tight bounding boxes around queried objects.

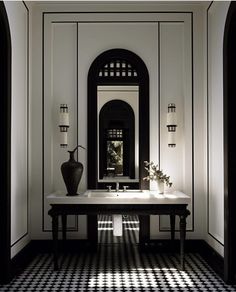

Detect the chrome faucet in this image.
[116,182,119,192]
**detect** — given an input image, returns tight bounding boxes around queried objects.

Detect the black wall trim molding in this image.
[44,11,195,15]
[0,1,11,284]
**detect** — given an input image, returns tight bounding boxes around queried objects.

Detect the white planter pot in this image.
[156,180,164,194]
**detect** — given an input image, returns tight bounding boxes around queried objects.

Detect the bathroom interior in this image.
[1,0,236,290]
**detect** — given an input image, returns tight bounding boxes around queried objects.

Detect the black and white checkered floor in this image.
[1,215,236,291]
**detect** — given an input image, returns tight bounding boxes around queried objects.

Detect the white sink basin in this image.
[47,190,191,205]
[86,189,149,199]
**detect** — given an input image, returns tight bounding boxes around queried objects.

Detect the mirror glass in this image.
[97,85,139,182]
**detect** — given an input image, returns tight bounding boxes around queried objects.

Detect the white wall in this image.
[30,3,207,242]
[4,1,30,258]
[207,1,230,256]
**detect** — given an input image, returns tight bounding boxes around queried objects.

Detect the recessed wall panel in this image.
[44,23,78,230]
[159,22,193,231]
[7,1,29,257]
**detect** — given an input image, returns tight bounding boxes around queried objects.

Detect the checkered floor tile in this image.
[0,216,235,291]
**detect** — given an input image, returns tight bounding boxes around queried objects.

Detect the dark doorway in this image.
[0,2,11,284]
[223,1,236,284]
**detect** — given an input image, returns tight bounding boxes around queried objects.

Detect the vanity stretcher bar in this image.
[47,190,190,271]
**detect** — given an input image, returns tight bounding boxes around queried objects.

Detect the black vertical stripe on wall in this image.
[0,1,11,284]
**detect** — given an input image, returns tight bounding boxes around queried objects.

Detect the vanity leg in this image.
[61,214,67,249]
[139,215,150,249]
[52,215,59,270]
[170,214,175,241]
[87,215,98,250]
[61,215,67,241]
[179,214,187,270]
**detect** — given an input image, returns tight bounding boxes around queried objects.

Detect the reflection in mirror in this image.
[98,86,139,182]
[87,49,149,190]
[107,139,123,176]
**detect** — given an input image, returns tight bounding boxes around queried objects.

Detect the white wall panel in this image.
[4,1,30,258]
[44,23,79,231]
[207,1,230,256]
[159,22,193,231]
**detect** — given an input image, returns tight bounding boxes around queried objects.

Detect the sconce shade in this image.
[168,131,176,147]
[60,132,68,148]
[59,104,69,127]
[167,112,177,126]
[166,103,177,147]
[59,104,69,147]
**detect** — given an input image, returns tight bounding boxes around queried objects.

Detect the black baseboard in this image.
[10,241,36,280]
[8,239,224,283]
[197,240,224,279]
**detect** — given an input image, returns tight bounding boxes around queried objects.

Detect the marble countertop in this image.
[47,190,191,205]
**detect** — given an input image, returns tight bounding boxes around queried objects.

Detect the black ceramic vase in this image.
[61,145,85,196]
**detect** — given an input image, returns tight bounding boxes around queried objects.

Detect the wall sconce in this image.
[59,104,69,147]
[167,103,177,147]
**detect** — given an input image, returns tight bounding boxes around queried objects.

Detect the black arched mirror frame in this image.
[88,48,149,189]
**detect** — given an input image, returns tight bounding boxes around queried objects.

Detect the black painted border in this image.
[206,1,224,247]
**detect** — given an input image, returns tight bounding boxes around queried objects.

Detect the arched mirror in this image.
[88,48,149,189]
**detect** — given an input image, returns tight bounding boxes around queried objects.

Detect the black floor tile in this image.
[1,216,235,292]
